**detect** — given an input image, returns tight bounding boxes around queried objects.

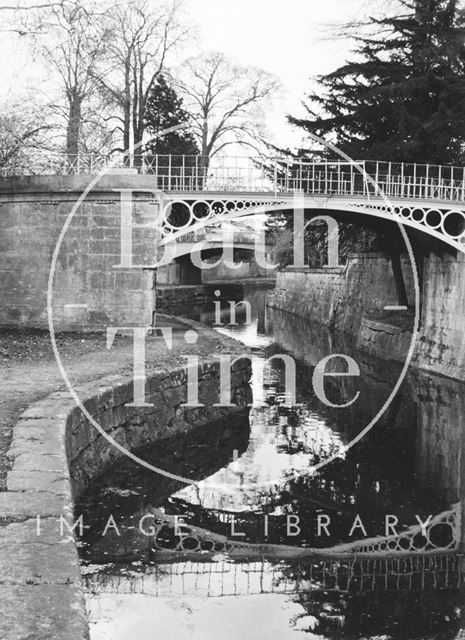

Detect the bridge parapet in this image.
[3,158,465,252]
[4,153,465,203]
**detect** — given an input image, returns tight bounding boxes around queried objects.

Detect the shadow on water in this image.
[78,282,465,639]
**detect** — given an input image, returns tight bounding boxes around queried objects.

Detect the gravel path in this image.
[0,318,243,489]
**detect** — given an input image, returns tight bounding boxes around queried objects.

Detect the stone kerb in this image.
[0,335,252,639]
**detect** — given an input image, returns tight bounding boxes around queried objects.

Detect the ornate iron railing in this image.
[3,153,465,203]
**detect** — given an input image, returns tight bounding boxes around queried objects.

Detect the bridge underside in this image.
[162,193,465,256]
[157,246,272,286]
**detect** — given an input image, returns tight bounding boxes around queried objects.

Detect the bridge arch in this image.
[159,196,465,255]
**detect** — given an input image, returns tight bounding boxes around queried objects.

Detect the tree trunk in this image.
[123,54,132,166]
[199,130,210,188]
[123,98,131,165]
[133,68,145,169]
[133,126,143,168]
[66,93,83,167]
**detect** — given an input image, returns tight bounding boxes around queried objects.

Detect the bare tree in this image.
[39,1,111,159]
[2,0,111,159]
[0,1,68,10]
[93,0,187,165]
[174,52,280,169]
[0,0,75,35]
[77,102,119,156]
[0,104,51,172]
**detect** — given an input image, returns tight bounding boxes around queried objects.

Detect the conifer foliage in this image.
[289,0,465,165]
[144,75,199,156]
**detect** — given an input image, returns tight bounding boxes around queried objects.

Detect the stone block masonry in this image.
[0,175,164,331]
[267,251,465,381]
[267,253,413,367]
[0,318,252,639]
[413,251,465,380]
[155,282,243,319]
[268,253,415,337]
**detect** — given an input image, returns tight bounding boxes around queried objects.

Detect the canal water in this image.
[77,283,465,639]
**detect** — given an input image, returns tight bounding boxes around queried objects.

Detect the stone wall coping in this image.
[0,316,251,639]
[280,252,411,276]
[346,252,407,259]
[283,266,346,275]
[0,174,165,195]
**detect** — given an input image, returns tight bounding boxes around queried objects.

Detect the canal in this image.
[76,282,465,639]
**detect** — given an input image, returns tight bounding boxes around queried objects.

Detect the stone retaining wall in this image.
[155,283,243,319]
[1,327,251,638]
[267,253,415,336]
[0,175,161,331]
[413,252,465,380]
[267,251,465,380]
[358,317,413,364]
[266,253,415,371]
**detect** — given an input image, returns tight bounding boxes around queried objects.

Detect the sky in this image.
[185,0,367,96]
[0,0,387,148]
[183,0,382,146]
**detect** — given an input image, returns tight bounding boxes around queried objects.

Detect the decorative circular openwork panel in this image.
[346,201,465,249]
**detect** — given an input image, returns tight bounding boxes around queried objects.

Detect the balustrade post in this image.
[360,161,368,198]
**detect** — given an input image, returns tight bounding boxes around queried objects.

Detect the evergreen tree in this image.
[144,75,199,156]
[289,0,465,165]
[144,75,200,226]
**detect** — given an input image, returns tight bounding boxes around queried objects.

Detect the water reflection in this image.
[84,555,465,639]
[79,283,465,639]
